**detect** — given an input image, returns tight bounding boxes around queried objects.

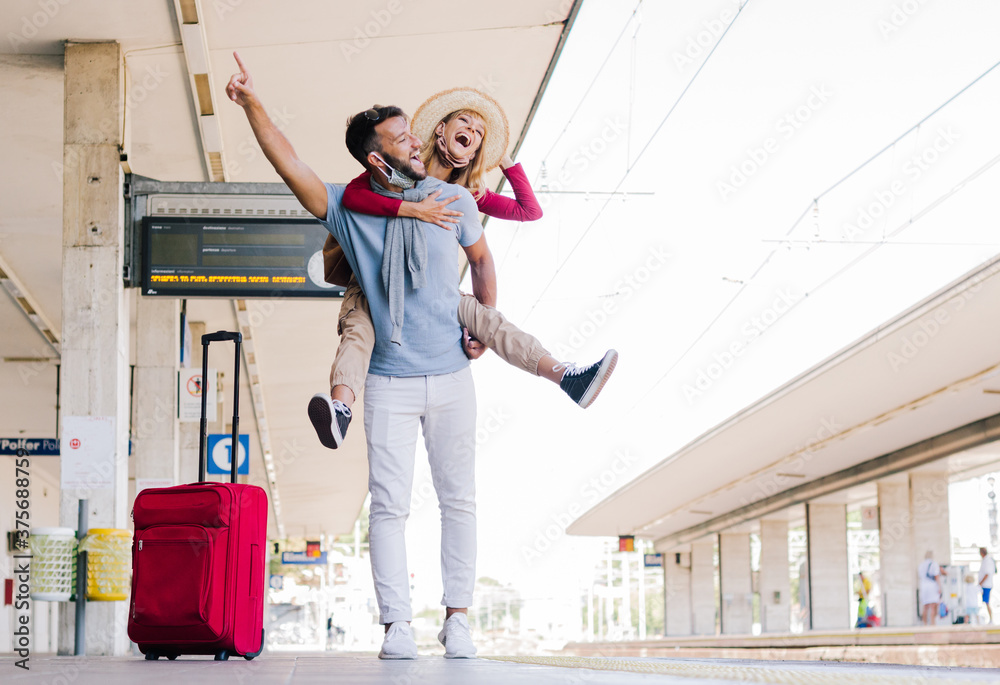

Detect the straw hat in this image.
[411,87,510,171]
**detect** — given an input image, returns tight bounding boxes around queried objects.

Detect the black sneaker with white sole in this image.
[308,393,351,449]
[559,349,619,409]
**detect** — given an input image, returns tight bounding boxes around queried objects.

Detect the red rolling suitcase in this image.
[128,331,268,661]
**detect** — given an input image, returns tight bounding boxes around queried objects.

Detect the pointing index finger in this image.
[233,51,248,74]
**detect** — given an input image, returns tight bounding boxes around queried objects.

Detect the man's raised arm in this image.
[225,52,327,219]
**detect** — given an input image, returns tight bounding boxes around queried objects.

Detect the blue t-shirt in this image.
[319,177,483,377]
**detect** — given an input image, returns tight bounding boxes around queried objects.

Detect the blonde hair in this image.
[420,109,490,200]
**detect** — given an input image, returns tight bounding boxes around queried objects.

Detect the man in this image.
[226,52,490,660]
[979,547,996,624]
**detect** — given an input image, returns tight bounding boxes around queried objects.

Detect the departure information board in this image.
[141,216,343,298]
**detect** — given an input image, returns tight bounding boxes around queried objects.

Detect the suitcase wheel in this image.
[167,655,178,661]
[144,651,160,661]
[244,629,265,660]
[214,650,230,661]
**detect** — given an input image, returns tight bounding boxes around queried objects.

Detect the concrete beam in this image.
[663,545,692,636]
[58,40,130,657]
[654,411,1000,550]
[878,477,917,626]
[719,532,753,635]
[691,538,716,636]
[759,519,790,633]
[910,471,951,565]
[806,503,850,630]
[131,296,179,496]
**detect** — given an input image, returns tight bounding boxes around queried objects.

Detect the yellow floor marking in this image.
[483,655,987,684]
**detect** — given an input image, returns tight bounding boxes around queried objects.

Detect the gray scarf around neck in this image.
[372,180,430,345]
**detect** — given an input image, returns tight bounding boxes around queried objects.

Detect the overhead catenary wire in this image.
[541,0,645,165]
[661,151,1000,403]
[521,0,753,321]
[497,1,645,279]
[634,57,1000,402]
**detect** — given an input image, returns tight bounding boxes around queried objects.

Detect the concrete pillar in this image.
[806,503,850,630]
[910,471,951,566]
[690,538,716,635]
[179,321,205,484]
[719,532,753,635]
[663,545,692,636]
[878,475,917,626]
[759,519,791,633]
[58,41,130,656]
[132,297,180,495]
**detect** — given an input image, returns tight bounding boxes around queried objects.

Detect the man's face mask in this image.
[373,153,417,190]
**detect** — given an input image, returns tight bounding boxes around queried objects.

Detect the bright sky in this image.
[401,0,1000,612]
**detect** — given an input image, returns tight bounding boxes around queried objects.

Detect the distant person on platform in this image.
[979,547,996,624]
[918,550,946,626]
[964,573,981,624]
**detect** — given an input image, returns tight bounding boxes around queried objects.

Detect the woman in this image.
[918,550,945,625]
[309,90,617,450]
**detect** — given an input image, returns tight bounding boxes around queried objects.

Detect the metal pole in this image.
[74,499,88,656]
[638,551,647,640]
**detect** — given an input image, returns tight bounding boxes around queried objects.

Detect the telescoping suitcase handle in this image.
[197,331,243,484]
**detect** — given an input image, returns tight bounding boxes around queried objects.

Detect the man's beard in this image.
[381,151,427,181]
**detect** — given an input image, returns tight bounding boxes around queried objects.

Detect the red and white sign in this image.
[60,416,116,490]
[861,506,880,530]
[179,368,217,422]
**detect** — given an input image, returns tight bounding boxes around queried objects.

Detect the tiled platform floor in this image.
[5,654,1000,684]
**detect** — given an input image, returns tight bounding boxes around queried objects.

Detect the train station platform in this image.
[564,624,1000,669]
[6,653,1000,684]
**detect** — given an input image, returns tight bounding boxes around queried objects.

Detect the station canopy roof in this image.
[568,255,1000,548]
[0,0,579,538]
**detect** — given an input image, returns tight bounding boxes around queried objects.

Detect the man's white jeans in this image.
[363,366,477,625]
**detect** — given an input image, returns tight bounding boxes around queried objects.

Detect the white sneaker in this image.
[437,613,476,659]
[378,622,417,660]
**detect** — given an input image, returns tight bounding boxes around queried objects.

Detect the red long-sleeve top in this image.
[342,162,543,223]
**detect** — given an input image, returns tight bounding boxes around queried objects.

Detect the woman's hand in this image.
[499,153,515,169]
[399,190,463,230]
